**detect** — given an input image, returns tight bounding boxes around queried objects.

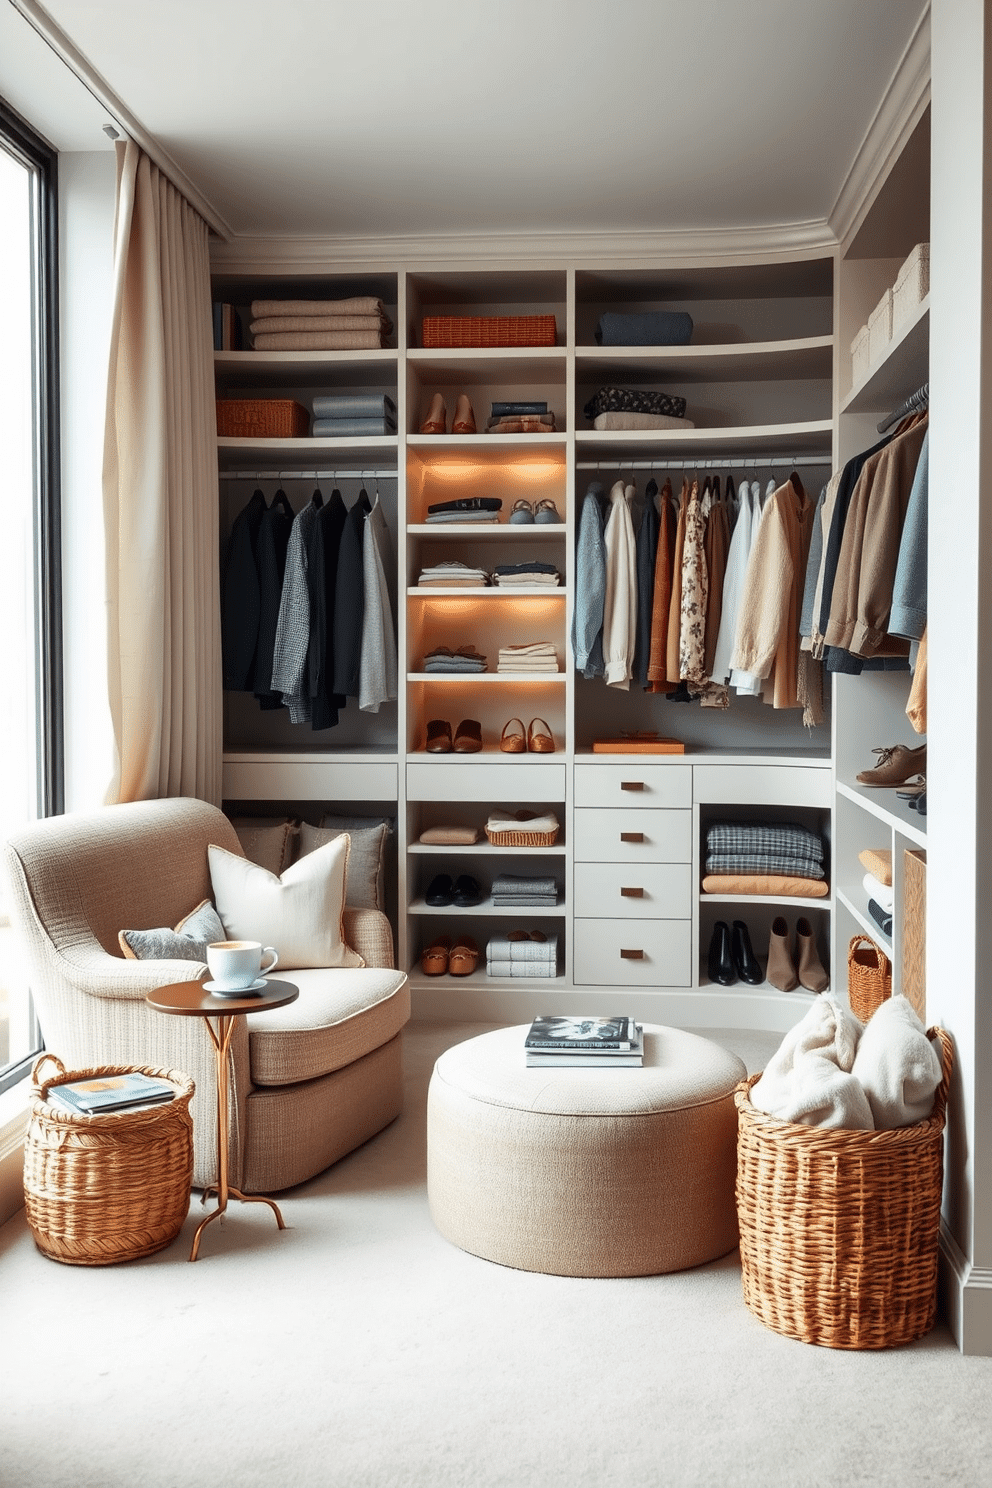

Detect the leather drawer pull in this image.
[620,948,645,960]
[620,781,644,792]
[620,886,644,898]
[620,831,644,843]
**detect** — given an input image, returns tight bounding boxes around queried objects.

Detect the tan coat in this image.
[730,474,815,709]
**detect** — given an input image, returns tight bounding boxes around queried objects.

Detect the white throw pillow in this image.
[207,838,364,971]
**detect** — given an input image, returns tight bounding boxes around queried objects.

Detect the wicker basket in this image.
[848,934,892,1023]
[421,315,557,349]
[24,1054,194,1266]
[734,1026,953,1350]
[216,398,309,438]
[485,825,560,848]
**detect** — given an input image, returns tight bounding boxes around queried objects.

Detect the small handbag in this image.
[847,934,892,1023]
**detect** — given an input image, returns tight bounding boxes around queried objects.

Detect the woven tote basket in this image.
[848,934,892,1022]
[734,1026,953,1350]
[421,315,557,349]
[485,826,559,848]
[24,1054,194,1266]
[216,398,309,438]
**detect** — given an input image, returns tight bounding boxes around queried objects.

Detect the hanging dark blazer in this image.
[632,478,660,687]
[309,488,348,730]
[253,490,295,709]
[332,490,372,699]
[221,488,266,690]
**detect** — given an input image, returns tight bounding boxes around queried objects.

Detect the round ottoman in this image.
[427,1023,747,1277]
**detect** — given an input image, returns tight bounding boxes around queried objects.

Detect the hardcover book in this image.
[48,1072,176,1116]
[524,1015,641,1051]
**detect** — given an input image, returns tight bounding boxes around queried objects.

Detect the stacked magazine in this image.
[48,1072,177,1117]
[524,1016,644,1067]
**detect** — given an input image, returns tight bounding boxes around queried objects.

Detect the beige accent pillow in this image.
[298,821,387,910]
[208,839,364,971]
[229,816,300,875]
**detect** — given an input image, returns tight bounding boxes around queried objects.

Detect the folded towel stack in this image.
[863,872,894,913]
[422,645,487,673]
[497,641,558,673]
[595,310,693,346]
[486,401,557,435]
[417,560,490,587]
[486,809,560,842]
[490,873,558,907]
[491,561,561,587]
[487,931,559,978]
[250,296,393,351]
[583,386,688,431]
[311,392,397,439]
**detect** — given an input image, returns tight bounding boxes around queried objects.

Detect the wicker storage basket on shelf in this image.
[848,934,892,1022]
[216,398,309,438]
[734,1026,953,1350]
[24,1054,194,1266]
[485,825,559,848]
[421,315,557,349]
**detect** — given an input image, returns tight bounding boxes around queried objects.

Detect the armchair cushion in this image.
[208,838,364,971]
[246,967,410,1085]
[118,898,225,961]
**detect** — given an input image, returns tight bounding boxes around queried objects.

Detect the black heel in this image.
[707,921,737,986]
[732,919,764,984]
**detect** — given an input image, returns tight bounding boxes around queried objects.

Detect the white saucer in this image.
[204,977,268,997]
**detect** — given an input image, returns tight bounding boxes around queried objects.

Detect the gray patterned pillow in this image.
[118,899,226,962]
[299,819,390,910]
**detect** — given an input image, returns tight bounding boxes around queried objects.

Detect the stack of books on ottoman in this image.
[524,1016,644,1067]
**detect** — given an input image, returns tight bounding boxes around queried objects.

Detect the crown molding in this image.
[210,219,839,276]
[829,3,931,249]
[9,0,234,239]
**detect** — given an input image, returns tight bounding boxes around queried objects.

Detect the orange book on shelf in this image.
[592,734,685,754]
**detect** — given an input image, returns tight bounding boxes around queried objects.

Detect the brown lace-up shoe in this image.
[856,743,927,787]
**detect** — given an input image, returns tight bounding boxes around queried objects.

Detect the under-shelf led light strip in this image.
[575,456,832,472]
[220,470,398,481]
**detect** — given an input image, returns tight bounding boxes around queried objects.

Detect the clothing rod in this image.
[575,456,831,472]
[220,469,398,482]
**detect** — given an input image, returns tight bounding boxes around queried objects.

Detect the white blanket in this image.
[851,995,942,1129]
[750,996,874,1129]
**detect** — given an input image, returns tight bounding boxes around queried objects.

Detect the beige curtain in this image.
[102,139,222,806]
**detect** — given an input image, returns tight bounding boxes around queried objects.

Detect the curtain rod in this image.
[220,469,398,482]
[575,456,832,472]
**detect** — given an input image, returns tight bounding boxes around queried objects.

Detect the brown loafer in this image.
[448,937,480,975]
[453,719,483,752]
[425,719,452,753]
[499,718,526,753]
[527,717,555,753]
[421,935,453,976]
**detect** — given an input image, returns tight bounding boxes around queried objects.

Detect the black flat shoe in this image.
[425,873,454,906]
[451,874,483,907]
[707,920,737,986]
[732,919,764,984]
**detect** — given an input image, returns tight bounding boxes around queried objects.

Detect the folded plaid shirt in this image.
[704,854,825,880]
[705,822,824,862]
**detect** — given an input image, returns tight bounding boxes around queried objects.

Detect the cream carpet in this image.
[2,1020,991,1488]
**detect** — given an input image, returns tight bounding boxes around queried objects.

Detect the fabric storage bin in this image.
[216,398,309,438]
[850,323,870,385]
[893,242,930,328]
[867,288,893,365]
[24,1054,194,1265]
[420,315,557,348]
[734,1026,953,1349]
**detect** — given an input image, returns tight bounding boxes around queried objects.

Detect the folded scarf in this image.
[595,310,693,346]
[583,386,687,421]
[251,296,387,318]
[253,330,384,351]
[850,995,942,1129]
[750,997,873,1129]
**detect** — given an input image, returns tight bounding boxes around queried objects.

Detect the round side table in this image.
[146,978,298,1260]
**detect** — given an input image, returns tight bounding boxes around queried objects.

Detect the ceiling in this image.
[1,0,929,244]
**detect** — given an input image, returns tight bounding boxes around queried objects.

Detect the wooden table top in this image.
[146,978,299,1017]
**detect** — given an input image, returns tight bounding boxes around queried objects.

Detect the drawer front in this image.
[692,764,831,808]
[573,862,692,919]
[573,918,692,987]
[406,762,566,802]
[223,759,397,801]
[574,763,692,809]
[572,808,692,863]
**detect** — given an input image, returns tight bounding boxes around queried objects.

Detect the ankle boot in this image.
[731,919,764,984]
[707,921,737,986]
[767,916,799,992]
[795,917,829,993]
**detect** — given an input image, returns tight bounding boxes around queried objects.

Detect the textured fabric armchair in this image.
[3,797,409,1192]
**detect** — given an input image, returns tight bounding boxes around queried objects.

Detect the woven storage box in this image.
[868,288,894,365]
[24,1054,194,1265]
[902,849,928,1023]
[893,242,930,329]
[486,825,559,848]
[216,398,309,438]
[734,1025,953,1350]
[851,323,870,385]
[421,315,557,349]
[848,934,892,1022]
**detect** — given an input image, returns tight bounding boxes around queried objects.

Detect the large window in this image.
[0,99,62,1093]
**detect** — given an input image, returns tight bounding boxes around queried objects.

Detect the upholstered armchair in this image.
[3,797,409,1191]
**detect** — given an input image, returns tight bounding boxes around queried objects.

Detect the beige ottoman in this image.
[427,1023,746,1277]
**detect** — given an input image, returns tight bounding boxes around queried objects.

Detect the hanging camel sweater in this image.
[730,474,815,709]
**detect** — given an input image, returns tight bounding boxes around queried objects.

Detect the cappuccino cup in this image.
[206,940,278,990]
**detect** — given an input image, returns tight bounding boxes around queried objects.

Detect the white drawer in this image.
[573,862,692,919]
[692,764,831,808]
[223,758,397,801]
[406,761,566,802]
[574,763,692,809]
[573,918,692,987]
[572,808,692,863]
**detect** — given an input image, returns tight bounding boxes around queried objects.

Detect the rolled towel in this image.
[750,996,873,1129]
[851,995,943,1129]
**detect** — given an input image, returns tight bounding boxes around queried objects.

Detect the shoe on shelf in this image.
[895,775,926,799]
[452,393,477,434]
[420,935,452,976]
[731,920,764,985]
[527,718,555,753]
[767,916,799,992]
[509,499,535,524]
[419,393,446,434]
[795,916,829,993]
[452,874,483,907]
[448,937,480,976]
[425,719,452,753]
[856,743,927,787]
[499,718,527,753]
[452,719,483,752]
[425,873,454,906]
[533,499,562,524]
[707,921,737,986]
